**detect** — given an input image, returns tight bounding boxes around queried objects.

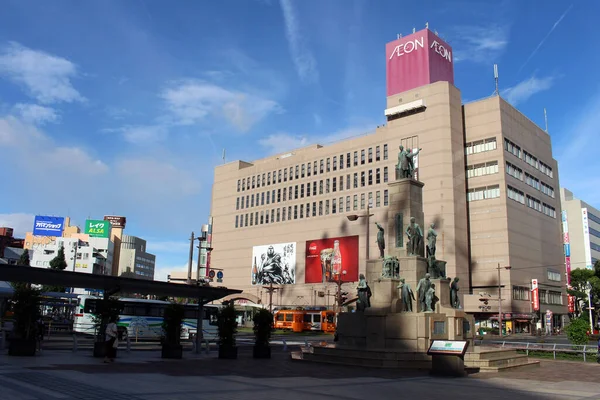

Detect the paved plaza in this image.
[1,347,600,399]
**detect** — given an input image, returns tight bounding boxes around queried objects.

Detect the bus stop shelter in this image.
[0,265,242,352]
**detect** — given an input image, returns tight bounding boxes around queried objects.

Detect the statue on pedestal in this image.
[406,217,423,256]
[382,256,400,278]
[397,278,415,312]
[396,145,422,179]
[356,274,371,312]
[375,222,385,259]
[425,283,437,312]
[450,277,461,309]
[426,223,437,258]
[416,273,431,312]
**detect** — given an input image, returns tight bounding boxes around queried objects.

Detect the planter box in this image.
[161,343,183,359]
[218,346,238,359]
[8,338,36,356]
[253,345,271,359]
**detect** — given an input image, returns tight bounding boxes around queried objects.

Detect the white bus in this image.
[73,295,220,340]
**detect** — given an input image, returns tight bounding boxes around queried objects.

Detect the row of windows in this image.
[513,286,530,301]
[547,270,561,282]
[466,161,498,178]
[591,242,600,253]
[506,161,555,199]
[236,168,390,210]
[237,145,389,192]
[235,191,389,228]
[508,186,556,218]
[507,185,525,204]
[465,137,497,155]
[515,287,563,305]
[588,212,600,225]
[467,185,500,202]
[504,138,553,178]
[589,227,600,239]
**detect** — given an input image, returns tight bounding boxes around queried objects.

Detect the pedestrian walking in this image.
[103,316,118,363]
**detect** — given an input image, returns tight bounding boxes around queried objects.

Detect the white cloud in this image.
[452,25,509,63]
[0,42,85,104]
[161,80,282,131]
[0,213,35,237]
[259,125,375,155]
[121,125,168,144]
[146,241,190,254]
[153,263,188,282]
[279,0,318,84]
[502,75,555,106]
[13,103,59,124]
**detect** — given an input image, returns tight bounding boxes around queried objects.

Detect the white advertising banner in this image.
[251,242,296,285]
[582,208,593,270]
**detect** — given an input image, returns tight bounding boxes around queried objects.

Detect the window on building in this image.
[332,177,337,192]
[368,192,373,208]
[295,185,299,199]
[368,148,373,163]
[282,189,286,202]
[384,167,388,183]
[333,156,337,171]
[542,203,556,218]
[289,167,293,181]
[506,162,523,180]
[339,197,343,213]
[306,183,311,197]
[242,178,246,191]
[339,176,344,191]
[326,179,330,193]
[288,206,292,220]
[376,168,381,184]
[301,164,305,178]
[353,195,358,211]
[467,161,499,178]
[376,146,381,161]
[354,151,358,166]
[265,211,270,224]
[251,194,255,207]
[524,151,539,169]
[384,190,389,206]
[548,270,561,282]
[278,169,282,183]
[339,154,344,170]
[465,137,497,155]
[237,180,241,192]
[525,173,540,191]
[319,180,323,195]
[300,204,304,218]
[320,160,324,174]
[294,205,298,220]
[541,182,555,198]
[314,161,318,175]
[313,181,317,196]
[245,214,248,226]
[368,170,373,185]
[376,191,381,207]
[383,144,388,160]
[313,202,317,217]
[289,186,292,200]
[326,158,330,172]
[284,169,288,182]
[526,194,542,212]
[332,200,336,214]
[346,196,350,211]
[277,208,281,222]
[507,185,525,204]
[252,176,255,189]
[306,203,310,218]
[307,164,311,177]
[319,201,323,216]
[361,150,365,165]
[504,138,521,158]
[295,166,299,179]
[255,212,259,226]
[250,213,254,226]
[235,215,239,228]
[281,208,285,221]
[512,286,530,301]
[267,172,271,185]
[361,193,365,209]
[236,198,240,210]
[267,191,270,204]
[301,184,305,198]
[548,291,563,305]
[361,171,365,187]
[467,185,500,201]
[539,161,553,178]
[347,174,351,190]
[277,189,281,202]
[346,152,351,168]
[325,200,330,215]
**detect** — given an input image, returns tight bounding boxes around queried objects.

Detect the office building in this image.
[560,188,600,270]
[117,234,156,280]
[208,28,567,329]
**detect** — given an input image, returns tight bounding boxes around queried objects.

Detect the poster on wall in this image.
[251,242,296,285]
[305,236,359,284]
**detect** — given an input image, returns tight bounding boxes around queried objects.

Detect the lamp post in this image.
[497,263,511,337]
[346,200,374,261]
[336,270,347,314]
[587,282,594,334]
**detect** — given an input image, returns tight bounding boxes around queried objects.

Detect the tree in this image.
[18,250,30,267]
[49,246,68,270]
[566,315,590,345]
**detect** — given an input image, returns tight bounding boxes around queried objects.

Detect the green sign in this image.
[84,219,111,238]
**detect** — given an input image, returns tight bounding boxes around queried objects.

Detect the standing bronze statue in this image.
[375,222,385,259]
[450,277,461,309]
[416,273,432,312]
[356,274,371,312]
[398,278,416,312]
[425,283,437,312]
[426,223,437,258]
[396,145,422,179]
[406,217,423,256]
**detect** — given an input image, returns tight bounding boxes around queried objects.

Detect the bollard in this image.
[72,333,78,353]
[282,339,287,352]
[126,335,131,353]
[205,339,210,355]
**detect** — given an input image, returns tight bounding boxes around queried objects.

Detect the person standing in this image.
[104,316,118,363]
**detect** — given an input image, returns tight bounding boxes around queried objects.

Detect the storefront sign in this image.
[531,279,540,311]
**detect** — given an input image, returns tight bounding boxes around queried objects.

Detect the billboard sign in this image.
[84,219,111,238]
[251,242,296,285]
[104,215,126,229]
[582,208,593,270]
[33,216,65,237]
[305,235,359,284]
[386,29,454,97]
[531,279,540,311]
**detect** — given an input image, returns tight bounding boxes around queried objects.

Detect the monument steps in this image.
[291,346,432,369]
[464,348,540,372]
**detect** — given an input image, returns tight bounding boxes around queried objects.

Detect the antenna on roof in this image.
[412,27,416,33]
[425,22,429,29]
[544,108,549,133]
[222,148,226,164]
[434,30,438,35]
[397,33,401,39]
[493,64,499,96]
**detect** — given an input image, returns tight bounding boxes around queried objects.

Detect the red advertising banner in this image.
[565,256,572,285]
[568,295,575,313]
[305,236,359,284]
[531,279,540,311]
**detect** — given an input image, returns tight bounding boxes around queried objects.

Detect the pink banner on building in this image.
[386,29,454,97]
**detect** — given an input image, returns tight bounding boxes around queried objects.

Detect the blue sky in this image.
[0,0,598,280]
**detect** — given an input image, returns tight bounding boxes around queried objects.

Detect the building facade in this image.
[117,234,156,280]
[208,28,567,329]
[560,188,600,270]
[23,217,80,250]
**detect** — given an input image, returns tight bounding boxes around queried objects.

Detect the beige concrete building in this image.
[23,217,80,250]
[560,188,600,270]
[208,29,567,330]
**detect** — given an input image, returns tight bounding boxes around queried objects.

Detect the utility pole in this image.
[498,263,503,337]
[263,282,279,312]
[187,232,195,284]
[587,282,594,333]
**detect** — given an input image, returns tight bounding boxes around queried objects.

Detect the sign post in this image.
[427,340,469,377]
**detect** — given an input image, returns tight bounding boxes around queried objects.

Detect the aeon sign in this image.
[386,28,455,97]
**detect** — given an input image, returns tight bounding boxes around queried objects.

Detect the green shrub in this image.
[566,316,590,345]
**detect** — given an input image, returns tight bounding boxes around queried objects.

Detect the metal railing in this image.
[476,339,599,362]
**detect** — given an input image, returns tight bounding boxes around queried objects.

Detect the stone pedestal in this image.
[386,178,425,258]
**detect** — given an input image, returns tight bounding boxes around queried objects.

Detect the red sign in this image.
[531,279,540,311]
[386,29,454,97]
[565,256,572,285]
[305,236,359,284]
[568,295,575,313]
[563,233,569,244]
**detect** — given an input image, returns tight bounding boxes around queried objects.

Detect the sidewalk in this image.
[1,348,600,399]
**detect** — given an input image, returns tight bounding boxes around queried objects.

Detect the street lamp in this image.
[346,200,374,260]
[498,264,511,337]
[586,282,594,334]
